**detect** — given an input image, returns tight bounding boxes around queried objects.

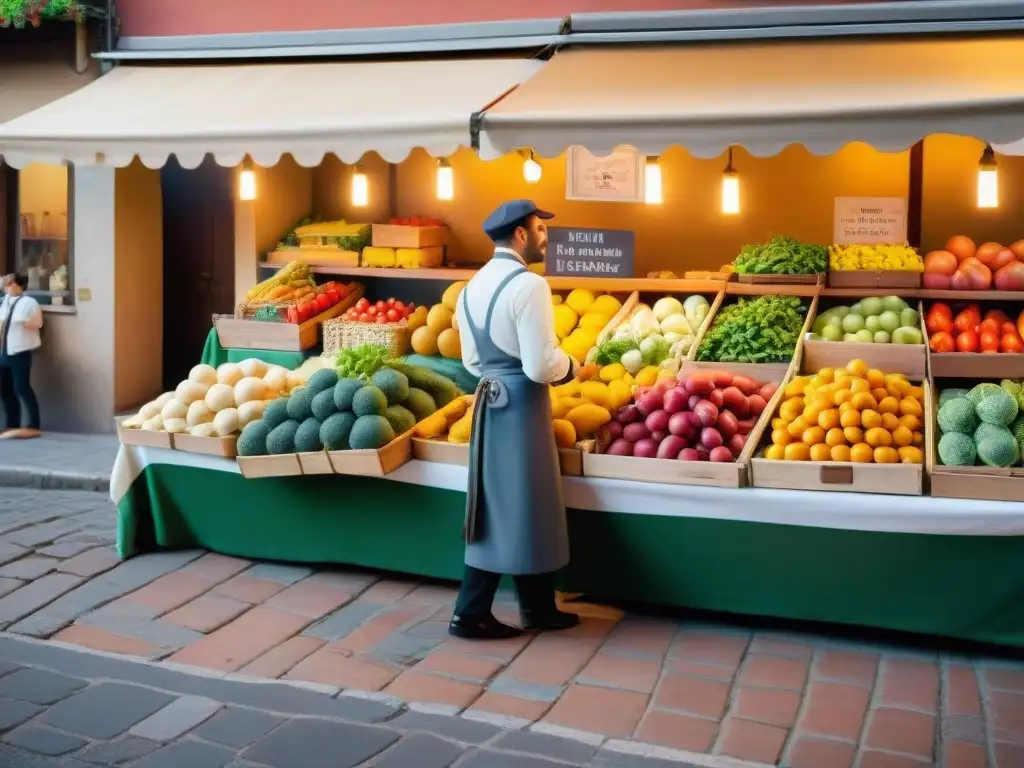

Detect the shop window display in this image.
[5,162,72,306]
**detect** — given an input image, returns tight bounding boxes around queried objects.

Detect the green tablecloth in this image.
[201,327,314,370]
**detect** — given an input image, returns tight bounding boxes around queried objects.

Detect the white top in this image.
[0,294,43,355]
[457,248,575,385]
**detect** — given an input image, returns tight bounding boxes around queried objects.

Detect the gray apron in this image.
[461,253,570,575]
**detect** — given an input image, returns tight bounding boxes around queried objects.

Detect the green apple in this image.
[899,308,919,329]
[855,329,875,343]
[874,330,891,344]
[843,333,858,342]
[822,324,843,342]
[831,306,851,318]
[842,313,866,333]
[878,310,901,334]
[860,296,884,316]
[881,295,909,313]
[865,315,882,333]
[892,326,924,345]
[850,302,864,316]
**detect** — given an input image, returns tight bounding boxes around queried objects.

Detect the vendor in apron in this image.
[450,200,595,641]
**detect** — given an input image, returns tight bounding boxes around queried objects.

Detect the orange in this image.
[865,427,893,447]
[881,412,900,431]
[849,378,870,395]
[764,444,786,460]
[860,409,882,429]
[810,443,832,461]
[411,326,440,356]
[803,404,823,425]
[898,446,924,464]
[816,367,836,384]
[784,378,808,398]
[850,442,874,463]
[825,427,846,447]
[872,388,890,403]
[866,368,886,389]
[771,428,792,446]
[913,430,924,446]
[891,426,914,447]
[900,397,923,417]
[779,398,804,422]
[851,392,878,411]
[878,396,900,414]
[833,388,853,406]
[436,328,462,359]
[772,417,788,431]
[840,409,861,428]
[802,426,826,446]
[908,385,925,401]
[831,444,852,462]
[818,409,839,430]
[788,417,810,439]
[846,359,869,377]
[784,442,810,461]
[899,414,922,431]
[873,446,900,464]
[838,401,856,415]
[812,393,836,409]
[844,426,864,444]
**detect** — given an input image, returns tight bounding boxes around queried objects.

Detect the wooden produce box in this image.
[214,287,363,352]
[237,454,303,479]
[827,270,922,290]
[116,421,172,449]
[265,248,360,268]
[298,450,334,475]
[371,224,449,250]
[411,438,584,477]
[802,301,927,380]
[171,433,237,458]
[928,349,1024,380]
[328,430,413,477]
[732,273,824,286]
[581,361,791,488]
[749,368,928,497]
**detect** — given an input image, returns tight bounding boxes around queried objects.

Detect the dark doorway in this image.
[161,155,235,390]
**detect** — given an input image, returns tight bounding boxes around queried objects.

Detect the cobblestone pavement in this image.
[0,487,1023,767]
[0,434,118,492]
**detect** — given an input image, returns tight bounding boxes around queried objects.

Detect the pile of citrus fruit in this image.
[764,359,924,464]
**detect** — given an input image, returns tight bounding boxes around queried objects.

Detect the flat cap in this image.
[482,199,554,240]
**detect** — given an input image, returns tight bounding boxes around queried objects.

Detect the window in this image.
[2,161,74,307]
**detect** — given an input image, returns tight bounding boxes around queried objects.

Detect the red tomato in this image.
[1001,321,1018,336]
[366,306,378,317]
[358,313,370,323]
[979,318,1001,336]
[286,307,298,324]
[954,310,980,334]
[930,302,953,319]
[326,289,340,305]
[375,300,387,311]
[386,308,400,322]
[980,331,1001,353]
[355,298,369,311]
[925,311,953,335]
[986,309,1011,325]
[375,314,389,324]
[929,331,955,353]
[956,330,979,353]
[1002,333,1024,354]
[386,298,396,307]
[393,301,405,313]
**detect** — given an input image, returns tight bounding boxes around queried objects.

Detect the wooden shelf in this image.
[546,276,726,294]
[821,287,1024,302]
[258,263,477,281]
[727,282,820,297]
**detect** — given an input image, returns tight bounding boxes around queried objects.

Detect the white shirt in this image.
[0,294,43,356]
[457,248,575,384]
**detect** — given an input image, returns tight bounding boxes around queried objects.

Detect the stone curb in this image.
[0,467,110,494]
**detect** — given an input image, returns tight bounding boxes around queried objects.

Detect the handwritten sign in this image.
[546,227,634,277]
[833,197,908,244]
[565,146,644,203]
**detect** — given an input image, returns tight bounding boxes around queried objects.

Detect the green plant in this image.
[695,295,807,364]
[1,0,105,28]
[733,236,827,275]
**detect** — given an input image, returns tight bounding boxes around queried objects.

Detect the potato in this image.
[237,400,266,428]
[188,364,218,386]
[138,401,161,421]
[238,358,269,379]
[216,363,243,387]
[175,380,209,406]
[189,422,218,437]
[161,399,188,420]
[205,383,236,412]
[186,400,215,427]
[213,407,239,437]
[141,415,164,431]
[163,418,188,434]
[154,392,176,409]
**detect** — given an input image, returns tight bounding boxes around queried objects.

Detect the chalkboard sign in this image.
[545,227,635,278]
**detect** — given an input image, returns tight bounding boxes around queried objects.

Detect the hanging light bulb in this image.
[977,143,998,209]
[351,164,368,207]
[522,150,542,184]
[436,158,454,201]
[644,156,663,205]
[721,147,740,215]
[238,157,257,202]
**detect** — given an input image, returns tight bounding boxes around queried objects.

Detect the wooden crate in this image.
[265,248,360,268]
[733,273,824,285]
[237,454,303,479]
[581,360,791,488]
[215,287,363,352]
[171,433,237,457]
[298,450,334,475]
[929,351,1024,380]
[827,270,922,289]
[328,430,413,477]
[411,438,584,476]
[802,301,927,380]
[117,422,172,449]
[371,224,449,249]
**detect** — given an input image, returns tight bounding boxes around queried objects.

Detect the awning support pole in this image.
[469,112,483,153]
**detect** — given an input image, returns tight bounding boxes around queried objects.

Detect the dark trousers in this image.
[0,352,40,430]
[454,565,558,620]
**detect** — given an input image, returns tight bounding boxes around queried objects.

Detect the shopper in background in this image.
[0,273,43,439]
[450,200,597,640]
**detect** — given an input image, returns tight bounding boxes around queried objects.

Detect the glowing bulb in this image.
[721,148,740,215]
[523,152,542,184]
[351,166,368,207]
[436,159,454,201]
[644,157,662,204]
[238,162,256,201]
[978,144,998,209]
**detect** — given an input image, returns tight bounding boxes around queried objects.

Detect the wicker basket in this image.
[323,318,411,357]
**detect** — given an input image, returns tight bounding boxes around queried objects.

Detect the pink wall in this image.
[117,0,871,37]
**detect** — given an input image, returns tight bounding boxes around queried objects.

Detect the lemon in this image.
[599,363,626,381]
[590,294,622,317]
[565,289,596,315]
[426,304,453,333]
[441,281,466,312]
[578,313,610,331]
[551,294,563,306]
[553,304,579,340]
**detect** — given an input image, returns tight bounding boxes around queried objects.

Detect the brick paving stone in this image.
[738,653,808,690]
[100,550,205,591]
[183,553,252,583]
[490,673,565,703]
[51,623,165,658]
[240,636,324,679]
[654,674,730,719]
[602,619,676,658]
[243,563,312,585]
[0,577,23,599]
[374,732,465,768]
[77,603,205,651]
[0,698,43,729]
[880,657,940,713]
[944,740,987,768]
[264,578,353,619]
[123,571,217,615]
[669,630,749,667]
[458,751,570,768]
[163,595,249,633]
[0,667,86,704]
[39,682,176,739]
[984,666,1024,692]
[390,711,499,743]
[386,669,483,708]
[286,645,400,690]
[665,659,736,680]
[0,543,28,567]
[335,607,430,653]
[634,709,718,752]
[133,739,236,768]
[799,681,871,741]
[989,690,1024,732]
[857,751,929,768]
[945,713,986,744]
[167,606,311,672]
[576,651,663,693]
[945,663,982,716]
[213,575,288,604]
[302,600,384,641]
[748,634,815,659]
[864,707,935,759]
[418,650,503,683]
[370,631,443,665]
[193,707,284,749]
[505,635,599,687]
[494,729,600,763]
[36,541,97,559]
[243,717,398,768]
[467,692,553,721]
[994,741,1024,768]
[78,734,160,764]
[3,724,87,755]
[786,736,856,768]
[815,649,879,686]
[715,718,788,764]
[542,683,648,737]
[559,616,618,646]
[129,695,223,741]
[731,685,801,727]
[402,583,458,605]
[0,555,58,580]
[405,619,453,641]
[0,572,83,625]
[360,579,418,604]
[439,632,534,662]
[9,579,134,637]
[0,660,19,678]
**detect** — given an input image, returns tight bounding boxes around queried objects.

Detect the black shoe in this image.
[521,610,581,632]
[449,613,523,640]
